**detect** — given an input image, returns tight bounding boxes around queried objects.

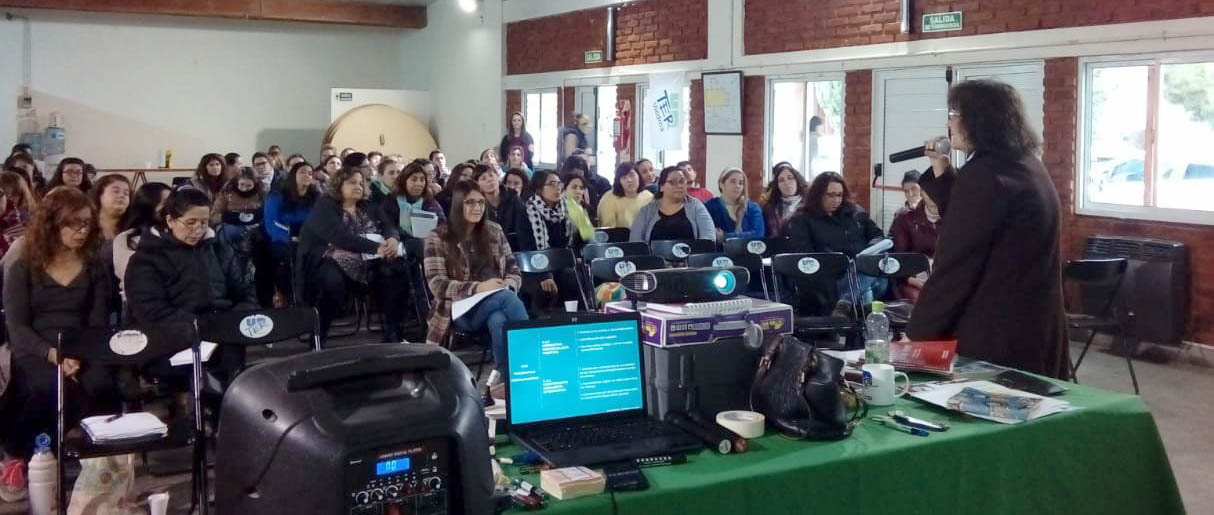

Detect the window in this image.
[523,88,559,168]
[767,78,844,182]
[636,84,691,170]
[1080,56,1214,223]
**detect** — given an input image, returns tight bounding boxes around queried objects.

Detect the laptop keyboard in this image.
[529,418,679,452]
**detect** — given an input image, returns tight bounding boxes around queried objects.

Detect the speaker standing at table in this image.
[907,79,1069,379]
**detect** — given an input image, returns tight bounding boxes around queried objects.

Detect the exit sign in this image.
[923,11,963,32]
[584,50,604,64]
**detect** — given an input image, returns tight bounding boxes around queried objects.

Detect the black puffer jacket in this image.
[786,203,884,257]
[124,227,257,325]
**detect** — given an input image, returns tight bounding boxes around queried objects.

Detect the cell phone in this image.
[603,462,648,491]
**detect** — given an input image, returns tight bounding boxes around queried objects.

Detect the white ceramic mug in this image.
[565,300,579,313]
[862,363,910,406]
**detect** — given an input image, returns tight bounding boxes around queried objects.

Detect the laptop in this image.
[504,312,702,467]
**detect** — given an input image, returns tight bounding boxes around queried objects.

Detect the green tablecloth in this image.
[500,379,1184,515]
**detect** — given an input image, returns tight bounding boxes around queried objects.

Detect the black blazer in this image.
[126,229,257,326]
[296,196,401,291]
[907,153,1069,379]
[786,204,883,257]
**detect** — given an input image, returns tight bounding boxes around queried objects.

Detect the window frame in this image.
[763,72,847,184]
[1077,52,1214,225]
[522,87,561,170]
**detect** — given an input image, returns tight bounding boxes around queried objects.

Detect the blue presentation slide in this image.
[507,320,643,425]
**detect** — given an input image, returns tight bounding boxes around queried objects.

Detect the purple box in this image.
[604,298,794,347]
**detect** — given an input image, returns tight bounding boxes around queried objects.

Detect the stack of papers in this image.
[540,467,606,500]
[80,412,168,443]
[169,341,218,367]
[908,380,1075,424]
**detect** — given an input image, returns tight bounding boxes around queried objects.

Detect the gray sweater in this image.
[3,258,110,360]
[629,195,716,242]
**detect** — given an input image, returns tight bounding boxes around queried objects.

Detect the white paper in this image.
[81,412,168,442]
[410,211,439,239]
[452,287,506,321]
[858,238,894,256]
[907,380,1074,424]
[170,341,217,367]
[362,233,384,260]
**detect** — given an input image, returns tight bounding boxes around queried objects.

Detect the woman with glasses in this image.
[787,172,886,303]
[3,187,117,459]
[298,166,407,343]
[517,170,592,314]
[423,181,527,383]
[46,157,93,193]
[907,80,1068,378]
[472,164,527,250]
[629,166,715,242]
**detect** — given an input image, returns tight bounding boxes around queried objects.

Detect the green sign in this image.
[923,11,963,33]
[584,50,604,64]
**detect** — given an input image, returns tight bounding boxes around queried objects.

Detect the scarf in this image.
[526,194,571,251]
[564,195,596,242]
[780,195,802,220]
[396,195,422,234]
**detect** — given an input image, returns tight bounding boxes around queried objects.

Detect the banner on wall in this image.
[645,72,685,151]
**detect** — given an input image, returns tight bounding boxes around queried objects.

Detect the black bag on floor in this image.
[749,335,865,440]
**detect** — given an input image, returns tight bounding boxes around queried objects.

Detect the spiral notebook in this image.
[644,298,753,317]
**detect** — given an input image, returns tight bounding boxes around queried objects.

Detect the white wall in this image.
[0,10,417,168]
[425,0,504,163]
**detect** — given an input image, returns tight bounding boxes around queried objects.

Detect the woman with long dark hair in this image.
[517,170,591,314]
[473,164,526,249]
[384,159,446,239]
[3,187,115,459]
[113,182,171,295]
[315,154,342,186]
[190,153,228,199]
[629,166,715,242]
[46,157,93,193]
[761,162,809,238]
[0,170,36,261]
[423,181,527,378]
[907,79,1068,378]
[262,161,319,305]
[503,168,529,196]
[499,112,535,170]
[436,162,475,217]
[787,172,886,303]
[90,174,131,242]
[597,162,653,229]
[4,153,43,194]
[211,168,267,291]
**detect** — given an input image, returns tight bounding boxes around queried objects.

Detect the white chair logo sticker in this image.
[605,246,625,258]
[240,314,275,339]
[109,330,148,356]
[530,253,550,270]
[747,240,766,255]
[879,256,901,275]
[239,212,255,223]
[797,257,820,275]
[615,260,637,278]
[672,243,691,258]
[712,256,734,268]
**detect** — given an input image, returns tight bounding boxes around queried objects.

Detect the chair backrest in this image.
[1065,258,1128,286]
[590,255,666,283]
[592,227,630,243]
[724,237,788,259]
[771,252,855,316]
[514,248,578,274]
[581,241,650,261]
[771,252,851,281]
[854,253,931,279]
[649,239,716,261]
[58,323,198,366]
[686,253,762,290]
[198,307,320,347]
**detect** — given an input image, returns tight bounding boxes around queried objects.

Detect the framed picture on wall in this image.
[701,70,744,135]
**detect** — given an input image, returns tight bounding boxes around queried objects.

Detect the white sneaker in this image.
[0,458,27,502]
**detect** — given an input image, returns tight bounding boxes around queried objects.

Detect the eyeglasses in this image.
[947,109,962,120]
[171,217,208,230]
[824,192,845,199]
[63,218,92,232]
[463,199,487,208]
[544,180,562,189]
[664,178,688,186]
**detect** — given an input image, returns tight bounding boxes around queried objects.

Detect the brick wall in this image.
[843,70,873,209]
[689,78,706,178]
[741,76,766,201]
[1042,57,1214,343]
[506,0,708,75]
[562,87,576,127]
[744,0,1214,55]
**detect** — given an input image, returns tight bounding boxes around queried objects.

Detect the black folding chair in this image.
[514,248,590,314]
[649,239,716,265]
[723,237,788,261]
[1064,258,1138,393]
[771,252,862,345]
[855,253,932,333]
[591,227,630,243]
[581,241,651,261]
[56,323,207,515]
[403,237,430,330]
[198,306,323,355]
[686,252,767,300]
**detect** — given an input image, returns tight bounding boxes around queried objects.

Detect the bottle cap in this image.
[871,301,885,313]
[34,433,51,453]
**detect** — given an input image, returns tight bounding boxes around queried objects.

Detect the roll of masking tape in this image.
[716,410,765,439]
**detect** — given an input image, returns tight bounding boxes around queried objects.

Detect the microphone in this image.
[889,137,951,163]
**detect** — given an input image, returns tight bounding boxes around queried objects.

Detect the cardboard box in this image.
[604,297,793,347]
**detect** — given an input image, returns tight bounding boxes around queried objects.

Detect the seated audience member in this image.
[4,153,44,194]
[0,170,36,261]
[629,166,715,242]
[367,151,384,171]
[263,162,319,305]
[113,182,171,296]
[297,166,408,343]
[423,181,527,378]
[436,162,476,217]
[503,168,529,196]
[285,153,306,171]
[225,152,249,179]
[678,161,714,203]
[319,145,337,163]
[340,147,356,160]
[420,158,443,197]
[211,168,266,280]
[761,162,809,239]
[3,188,115,459]
[383,159,446,240]
[251,152,280,192]
[636,158,659,195]
[368,158,399,205]
[517,170,593,314]
[787,172,887,303]
[597,162,653,230]
[480,148,503,176]
[190,153,228,200]
[125,188,257,384]
[267,145,285,172]
[504,146,533,177]
[706,167,765,242]
[429,149,449,185]
[315,155,342,185]
[890,190,939,302]
[473,164,526,249]
[92,174,131,242]
[46,157,92,194]
[559,156,609,210]
[894,170,923,218]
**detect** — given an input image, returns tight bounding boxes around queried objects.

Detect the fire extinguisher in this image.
[613,99,632,154]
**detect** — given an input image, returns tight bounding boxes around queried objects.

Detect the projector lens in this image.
[714,271,736,295]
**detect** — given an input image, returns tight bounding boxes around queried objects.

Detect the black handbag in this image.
[749,335,866,440]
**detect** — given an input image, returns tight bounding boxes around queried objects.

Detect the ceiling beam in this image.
[0,0,427,29]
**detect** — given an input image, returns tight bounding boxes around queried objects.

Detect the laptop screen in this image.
[506,315,644,426]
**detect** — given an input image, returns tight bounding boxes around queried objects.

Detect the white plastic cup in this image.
[148,492,169,515]
[564,301,579,313]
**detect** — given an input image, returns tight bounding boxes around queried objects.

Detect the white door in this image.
[951,61,1045,167]
[871,67,950,231]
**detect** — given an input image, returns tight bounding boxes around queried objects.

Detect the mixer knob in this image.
[355,491,370,504]
[372,488,385,502]
[424,477,442,490]
[386,485,400,498]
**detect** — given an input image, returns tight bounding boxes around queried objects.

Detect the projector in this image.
[632,266,750,303]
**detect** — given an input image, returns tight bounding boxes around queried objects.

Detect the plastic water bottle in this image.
[27,434,57,515]
[865,301,891,364]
